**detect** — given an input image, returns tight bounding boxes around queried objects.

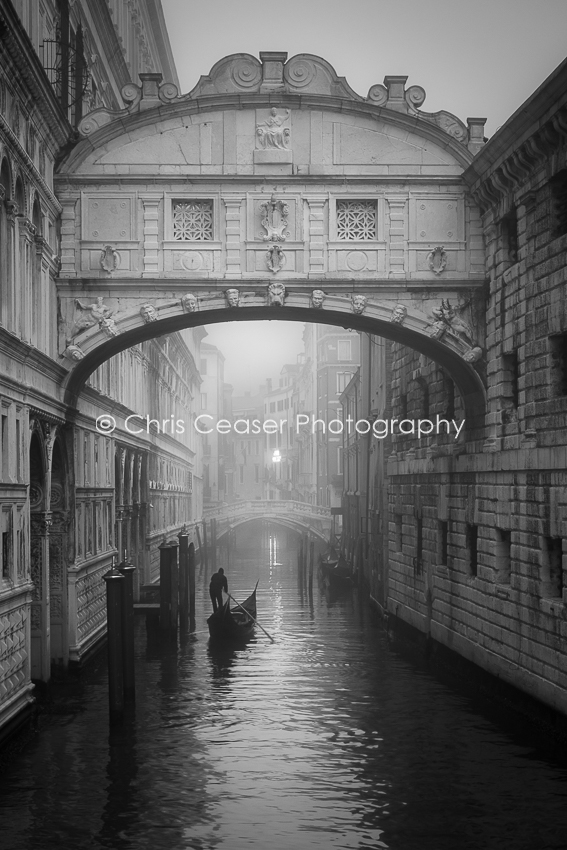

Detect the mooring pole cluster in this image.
[103,556,136,724]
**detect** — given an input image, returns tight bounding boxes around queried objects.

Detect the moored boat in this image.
[207,582,258,641]
[319,554,353,586]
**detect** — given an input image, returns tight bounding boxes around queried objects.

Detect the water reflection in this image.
[0,523,567,849]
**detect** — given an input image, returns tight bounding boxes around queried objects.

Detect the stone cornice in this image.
[463,57,567,212]
[83,0,131,109]
[0,0,72,149]
[62,52,485,173]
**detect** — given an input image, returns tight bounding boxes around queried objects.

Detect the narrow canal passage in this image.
[2,527,567,850]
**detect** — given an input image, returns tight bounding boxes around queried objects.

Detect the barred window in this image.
[336,200,377,240]
[173,200,214,241]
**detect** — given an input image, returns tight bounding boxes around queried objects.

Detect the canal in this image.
[2,527,567,850]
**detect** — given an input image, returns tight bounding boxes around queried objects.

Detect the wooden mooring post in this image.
[103,564,125,724]
[308,539,314,593]
[188,540,196,632]
[159,541,172,633]
[169,538,179,634]
[178,526,189,634]
[116,558,136,702]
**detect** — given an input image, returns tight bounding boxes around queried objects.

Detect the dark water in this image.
[2,530,567,850]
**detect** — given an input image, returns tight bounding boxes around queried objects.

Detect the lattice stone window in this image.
[173,200,214,241]
[336,200,377,240]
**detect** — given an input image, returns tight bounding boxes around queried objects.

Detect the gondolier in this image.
[209,567,228,613]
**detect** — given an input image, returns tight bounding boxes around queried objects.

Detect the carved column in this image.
[141,195,161,277]
[19,217,36,342]
[306,197,327,275]
[30,511,52,682]
[59,198,77,277]
[223,197,244,278]
[5,201,18,331]
[116,446,126,559]
[387,198,407,278]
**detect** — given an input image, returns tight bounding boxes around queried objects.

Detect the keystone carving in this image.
[268,282,286,306]
[259,194,289,242]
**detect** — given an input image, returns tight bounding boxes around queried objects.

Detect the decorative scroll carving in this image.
[180,293,198,313]
[390,304,407,325]
[231,58,263,89]
[367,84,388,106]
[351,294,367,314]
[256,108,290,150]
[266,244,286,273]
[311,290,326,308]
[268,282,286,306]
[140,303,158,323]
[100,245,120,272]
[259,194,289,242]
[427,246,447,276]
[225,288,240,308]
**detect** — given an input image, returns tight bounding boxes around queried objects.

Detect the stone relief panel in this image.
[82,195,136,242]
[411,197,463,243]
[0,606,28,707]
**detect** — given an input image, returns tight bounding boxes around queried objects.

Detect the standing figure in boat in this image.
[209,567,228,613]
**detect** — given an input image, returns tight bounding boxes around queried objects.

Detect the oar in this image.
[228,593,275,643]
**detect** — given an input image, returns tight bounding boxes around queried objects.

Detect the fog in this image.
[204,321,306,393]
[161,0,567,138]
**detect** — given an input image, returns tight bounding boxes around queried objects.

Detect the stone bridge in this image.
[203,500,332,542]
[55,51,488,425]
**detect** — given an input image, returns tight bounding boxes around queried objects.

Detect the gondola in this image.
[319,554,353,587]
[207,582,258,641]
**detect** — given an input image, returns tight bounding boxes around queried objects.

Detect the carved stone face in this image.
[390,304,407,324]
[463,346,482,363]
[100,317,118,337]
[140,303,158,323]
[226,288,240,307]
[181,293,197,313]
[311,290,325,308]
[65,344,84,361]
[351,295,367,314]
[268,283,285,306]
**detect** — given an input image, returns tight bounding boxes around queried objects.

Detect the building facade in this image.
[347,59,567,716]
[1,12,566,745]
[0,0,205,743]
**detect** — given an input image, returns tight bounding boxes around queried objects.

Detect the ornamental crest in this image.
[259,194,289,242]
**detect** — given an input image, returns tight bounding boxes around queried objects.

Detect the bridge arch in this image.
[55,51,488,430]
[62,302,485,424]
